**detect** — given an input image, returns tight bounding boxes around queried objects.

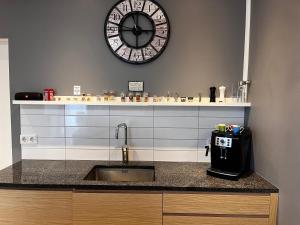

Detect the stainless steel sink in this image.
[84,165,155,182]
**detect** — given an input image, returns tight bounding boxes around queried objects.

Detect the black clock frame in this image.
[104,0,170,65]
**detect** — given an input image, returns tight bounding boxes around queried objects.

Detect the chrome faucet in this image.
[115,123,129,164]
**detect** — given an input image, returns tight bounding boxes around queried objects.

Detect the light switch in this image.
[73,86,81,96]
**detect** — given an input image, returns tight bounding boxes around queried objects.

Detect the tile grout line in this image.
[152,106,155,161]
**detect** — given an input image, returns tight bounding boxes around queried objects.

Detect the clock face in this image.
[105,0,170,64]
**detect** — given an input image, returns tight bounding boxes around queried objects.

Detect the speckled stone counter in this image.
[0,160,278,193]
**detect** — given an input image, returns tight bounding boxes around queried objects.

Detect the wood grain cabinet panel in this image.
[0,190,72,225]
[163,193,271,216]
[164,216,269,225]
[73,192,162,225]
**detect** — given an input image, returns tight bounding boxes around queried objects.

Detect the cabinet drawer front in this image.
[163,193,271,216]
[164,216,269,225]
[73,192,162,225]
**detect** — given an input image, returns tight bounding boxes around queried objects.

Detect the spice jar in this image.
[128,92,134,102]
[135,92,141,102]
[120,92,126,102]
[109,90,116,101]
[103,90,109,102]
[143,92,149,102]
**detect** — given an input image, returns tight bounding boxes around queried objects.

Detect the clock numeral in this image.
[151,36,166,52]
[109,9,123,24]
[108,36,123,51]
[117,45,132,60]
[143,46,157,60]
[155,24,168,38]
[152,9,166,25]
[106,23,119,37]
[131,0,144,11]
[143,1,158,16]
[130,49,143,62]
[117,0,132,15]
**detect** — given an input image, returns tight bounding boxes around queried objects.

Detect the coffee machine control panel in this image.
[215,137,232,148]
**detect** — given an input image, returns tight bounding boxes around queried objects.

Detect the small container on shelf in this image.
[188,97,194,102]
[153,95,158,102]
[109,90,116,101]
[120,92,126,102]
[96,95,102,102]
[135,92,141,102]
[128,92,134,102]
[181,97,187,103]
[103,90,109,102]
[143,92,149,102]
[43,88,55,101]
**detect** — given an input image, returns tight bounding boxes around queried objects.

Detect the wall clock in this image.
[105,0,170,64]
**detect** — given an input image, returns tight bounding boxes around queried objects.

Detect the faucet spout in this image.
[115,123,128,163]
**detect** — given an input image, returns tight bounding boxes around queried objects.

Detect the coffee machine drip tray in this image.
[207,168,242,181]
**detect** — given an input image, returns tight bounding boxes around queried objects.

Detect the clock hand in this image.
[140,29,154,33]
[132,14,136,26]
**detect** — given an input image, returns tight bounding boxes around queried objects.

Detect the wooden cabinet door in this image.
[164,216,269,225]
[0,190,72,225]
[73,192,162,225]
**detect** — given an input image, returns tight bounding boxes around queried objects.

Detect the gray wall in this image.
[0,0,245,96]
[248,0,300,224]
[0,0,246,162]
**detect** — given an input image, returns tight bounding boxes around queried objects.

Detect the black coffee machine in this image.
[207,129,252,180]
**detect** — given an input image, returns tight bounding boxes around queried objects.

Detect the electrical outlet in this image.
[73,85,81,96]
[20,134,38,145]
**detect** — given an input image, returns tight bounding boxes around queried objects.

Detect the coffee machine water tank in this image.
[207,129,252,180]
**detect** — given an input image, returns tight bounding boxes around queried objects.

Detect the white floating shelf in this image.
[13,98,251,107]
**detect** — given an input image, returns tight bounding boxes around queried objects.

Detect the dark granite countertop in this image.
[0,160,278,193]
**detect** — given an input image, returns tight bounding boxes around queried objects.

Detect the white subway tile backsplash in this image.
[21,126,65,138]
[198,139,211,148]
[110,106,153,116]
[199,107,245,118]
[21,105,64,115]
[110,139,153,150]
[21,138,65,149]
[198,129,214,140]
[66,149,109,160]
[198,117,244,129]
[110,116,153,127]
[65,105,109,116]
[20,105,245,162]
[21,115,65,127]
[154,150,198,162]
[65,116,109,127]
[154,128,198,140]
[66,127,109,139]
[66,138,109,150]
[154,139,198,150]
[109,127,153,139]
[22,148,66,160]
[110,149,154,161]
[154,107,198,117]
[154,117,198,128]
[198,149,211,162]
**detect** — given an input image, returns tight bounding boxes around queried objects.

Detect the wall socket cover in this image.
[73,86,81,96]
[20,134,38,145]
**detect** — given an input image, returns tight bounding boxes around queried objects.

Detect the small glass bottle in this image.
[135,92,141,102]
[128,92,134,102]
[120,92,126,102]
[143,92,149,102]
[153,95,158,102]
[109,90,116,101]
[103,90,109,102]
